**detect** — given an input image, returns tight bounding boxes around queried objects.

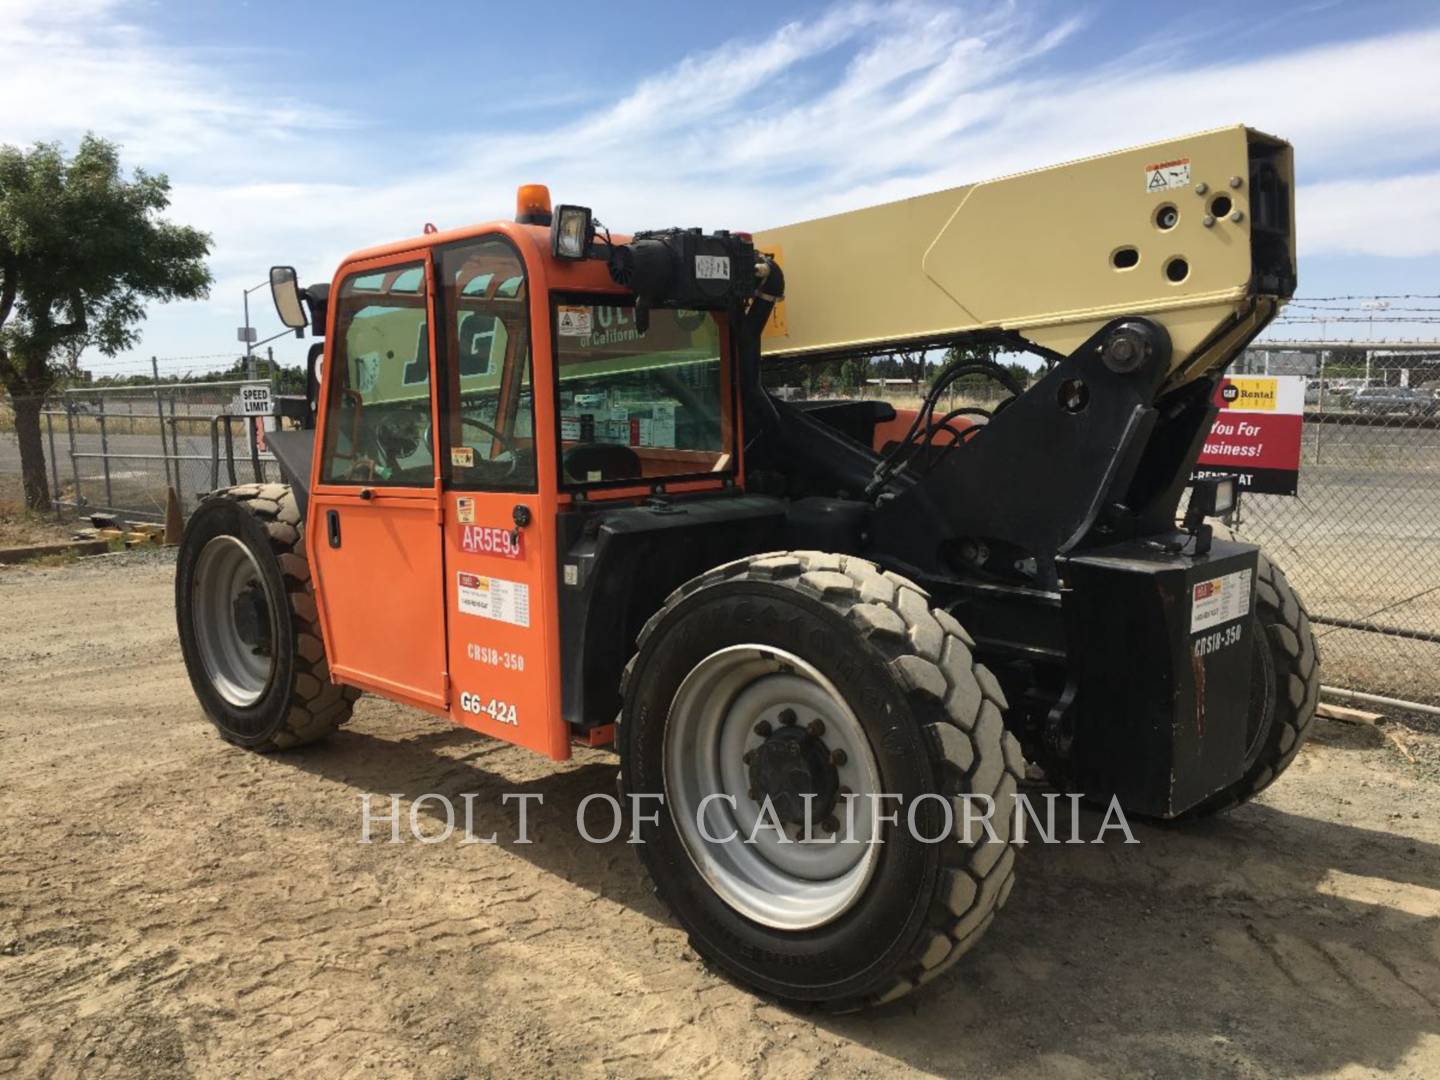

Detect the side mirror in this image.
[269,266,308,330]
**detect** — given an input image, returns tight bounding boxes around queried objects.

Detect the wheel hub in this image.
[747,722,839,825]
[231,580,272,656]
[663,645,883,930]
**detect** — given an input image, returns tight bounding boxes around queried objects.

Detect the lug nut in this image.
[1195,181,1209,195]
[1202,215,1216,228]
[1229,175,1243,189]
[831,748,848,767]
[1230,209,1245,223]
[778,708,797,726]
[821,816,839,834]
[754,720,772,737]
[838,785,852,797]
[808,719,825,737]
[743,750,755,765]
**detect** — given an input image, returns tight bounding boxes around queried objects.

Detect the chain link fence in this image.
[779,369,1440,706]
[1232,401,1440,706]
[40,380,283,522]
[21,367,1440,705]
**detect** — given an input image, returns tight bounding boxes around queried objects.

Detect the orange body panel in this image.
[306,249,450,717]
[305,221,689,760]
[308,490,449,711]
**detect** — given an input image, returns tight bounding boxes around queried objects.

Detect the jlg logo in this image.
[459,692,518,726]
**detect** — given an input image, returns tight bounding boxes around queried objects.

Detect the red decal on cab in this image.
[460,524,523,560]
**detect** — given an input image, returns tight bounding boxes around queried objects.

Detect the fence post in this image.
[168,394,184,513]
[64,396,82,511]
[1315,351,1327,465]
[97,394,114,509]
[44,410,61,519]
[152,356,173,494]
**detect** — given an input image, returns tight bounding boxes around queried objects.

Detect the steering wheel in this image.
[375,413,423,473]
[345,410,420,481]
[420,414,518,480]
[458,415,509,453]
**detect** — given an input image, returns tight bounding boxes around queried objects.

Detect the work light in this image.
[551,204,593,260]
[1184,475,1239,544]
[1191,475,1237,519]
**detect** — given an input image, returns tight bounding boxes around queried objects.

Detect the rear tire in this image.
[1180,529,1319,817]
[620,551,1024,1009]
[176,483,359,751]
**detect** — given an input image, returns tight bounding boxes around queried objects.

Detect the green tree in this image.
[0,136,211,509]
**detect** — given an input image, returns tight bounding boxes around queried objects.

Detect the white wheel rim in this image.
[191,535,275,708]
[663,644,883,930]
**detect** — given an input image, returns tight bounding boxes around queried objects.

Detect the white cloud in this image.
[5,0,1440,366]
[1299,172,1440,258]
[0,0,352,176]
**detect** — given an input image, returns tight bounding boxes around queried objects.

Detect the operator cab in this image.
[266,185,765,759]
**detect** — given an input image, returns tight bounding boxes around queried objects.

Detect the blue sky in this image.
[3,0,1439,376]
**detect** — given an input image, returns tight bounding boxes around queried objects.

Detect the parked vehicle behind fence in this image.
[1351,386,1437,416]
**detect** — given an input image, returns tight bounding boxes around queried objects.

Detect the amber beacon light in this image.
[515,184,553,226]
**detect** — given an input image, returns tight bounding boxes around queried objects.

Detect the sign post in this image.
[232,381,273,457]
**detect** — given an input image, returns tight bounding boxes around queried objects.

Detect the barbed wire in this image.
[1285,305,1440,315]
[1291,293,1440,302]
[1274,316,1440,324]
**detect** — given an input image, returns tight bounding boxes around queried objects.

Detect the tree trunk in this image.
[12,393,52,512]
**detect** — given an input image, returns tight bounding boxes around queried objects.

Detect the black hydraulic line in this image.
[868,360,1023,495]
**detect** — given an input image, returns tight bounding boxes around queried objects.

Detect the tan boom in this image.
[755,124,1294,387]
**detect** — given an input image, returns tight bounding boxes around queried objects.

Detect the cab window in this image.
[437,238,536,491]
[319,262,434,485]
[552,301,730,487]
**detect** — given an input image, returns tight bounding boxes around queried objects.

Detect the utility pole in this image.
[240,280,267,380]
[1361,301,1390,385]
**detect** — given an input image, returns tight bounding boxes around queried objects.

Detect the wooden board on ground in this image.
[1317,701,1383,726]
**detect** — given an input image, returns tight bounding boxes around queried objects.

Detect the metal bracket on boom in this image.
[867,317,1180,579]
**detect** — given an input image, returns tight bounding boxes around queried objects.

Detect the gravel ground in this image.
[1,552,1438,1078]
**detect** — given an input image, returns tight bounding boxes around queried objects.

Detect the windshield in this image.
[552,301,732,486]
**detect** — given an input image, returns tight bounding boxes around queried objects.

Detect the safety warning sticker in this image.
[557,305,592,336]
[1190,567,1252,633]
[456,496,475,523]
[457,572,530,627]
[1145,158,1190,193]
[694,254,730,280]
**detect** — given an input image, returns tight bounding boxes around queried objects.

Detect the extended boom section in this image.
[755,124,1294,387]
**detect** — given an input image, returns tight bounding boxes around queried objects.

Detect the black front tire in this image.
[176,483,359,751]
[620,551,1024,1009]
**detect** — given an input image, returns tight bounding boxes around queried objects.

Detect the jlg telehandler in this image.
[177,125,1317,1009]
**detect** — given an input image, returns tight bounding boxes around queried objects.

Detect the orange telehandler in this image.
[176,126,1316,1008]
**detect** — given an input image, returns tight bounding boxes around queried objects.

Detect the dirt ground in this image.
[0,494,84,551]
[2,553,1439,1079]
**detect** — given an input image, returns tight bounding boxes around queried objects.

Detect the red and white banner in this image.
[1192,375,1304,496]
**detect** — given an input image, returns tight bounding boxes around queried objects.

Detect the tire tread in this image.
[196,485,358,751]
[626,549,1023,1009]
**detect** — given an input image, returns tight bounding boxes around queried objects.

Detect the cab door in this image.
[434,233,567,758]
[307,254,449,711]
